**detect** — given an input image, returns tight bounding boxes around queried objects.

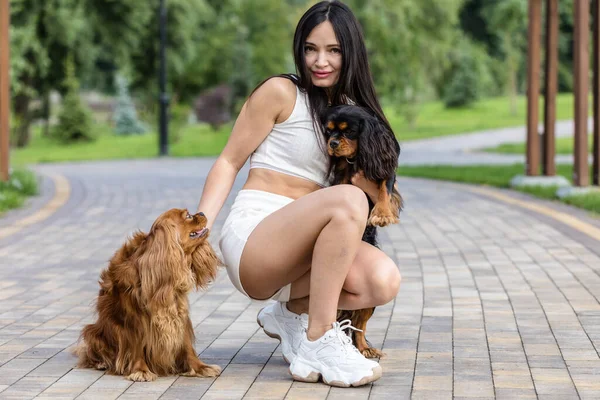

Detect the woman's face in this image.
[304,21,342,88]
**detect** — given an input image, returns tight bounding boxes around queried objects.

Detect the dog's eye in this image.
[186,213,192,219]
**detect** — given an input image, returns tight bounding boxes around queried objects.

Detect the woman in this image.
[197,0,401,387]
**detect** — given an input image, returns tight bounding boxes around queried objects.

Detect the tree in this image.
[443,38,491,108]
[10,0,94,147]
[113,75,147,135]
[166,0,294,105]
[82,0,155,64]
[50,55,95,143]
[482,0,528,115]
[126,0,213,102]
[346,0,464,126]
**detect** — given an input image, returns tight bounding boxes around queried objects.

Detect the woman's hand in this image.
[350,170,379,203]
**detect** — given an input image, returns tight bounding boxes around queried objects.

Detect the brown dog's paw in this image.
[127,370,157,382]
[95,362,108,370]
[182,364,221,378]
[360,347,385,359]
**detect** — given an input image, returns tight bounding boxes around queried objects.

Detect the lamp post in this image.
[0,0,9,182]
[158,0,169,156]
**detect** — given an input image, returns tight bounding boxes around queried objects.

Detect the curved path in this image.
[400,119,590,166]
[0,156,599,399]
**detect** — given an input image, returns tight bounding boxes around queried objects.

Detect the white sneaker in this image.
[289,320,382,387]
[257,302,308,364]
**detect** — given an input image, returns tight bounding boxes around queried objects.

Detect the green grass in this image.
[388,93,576,141]
[484,135,594,154]
[10,122,233,167]
[397,164,600,216]
[0,169,39,214]
[6,93,581,166]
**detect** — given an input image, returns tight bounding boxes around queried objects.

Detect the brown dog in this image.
[75,209,222,381]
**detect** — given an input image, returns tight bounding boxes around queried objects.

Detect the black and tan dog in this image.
[322,104,403,358]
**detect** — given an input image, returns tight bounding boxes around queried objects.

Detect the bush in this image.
[193,84,232,130]
[442,39,491,108]
[169,102,192,144]
[0,169,39,213]
[51,56,96,143]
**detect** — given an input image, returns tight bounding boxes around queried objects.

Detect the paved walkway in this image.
[400,119,591,165]
[0,124,599,399]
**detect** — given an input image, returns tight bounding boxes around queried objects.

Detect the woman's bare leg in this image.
[286,241,402,314]
[239,184,368,340]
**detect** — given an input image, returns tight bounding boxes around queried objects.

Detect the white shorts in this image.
[219,189,294,302]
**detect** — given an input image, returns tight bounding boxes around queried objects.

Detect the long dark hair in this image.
[252,0,394,143]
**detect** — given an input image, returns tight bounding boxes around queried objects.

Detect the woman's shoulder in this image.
[249,76,298,123]
[255,76,298,103]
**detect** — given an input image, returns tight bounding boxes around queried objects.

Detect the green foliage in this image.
[9,0,95,146]
[10,0,92,98]
[346,0,464,123]
[168,102,192,144]
[0,169,38,196]
[6,0,584,149]
[230,25,254,114]
[113,75,147,135]
[443,39,490,108]
[127,0,213,100]
[0,169,39,213]
[169,0,294,104]
[83,0,155,65]
[51,56,95,143]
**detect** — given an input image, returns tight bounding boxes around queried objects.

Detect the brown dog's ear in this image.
[136,219,185,310]
[190,241,221,290]
[105,231,148,293]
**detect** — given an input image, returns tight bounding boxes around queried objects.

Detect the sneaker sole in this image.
[289,365,382,388]
[256,308,292,364]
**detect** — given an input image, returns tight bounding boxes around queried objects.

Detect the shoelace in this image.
[331,319,363,354]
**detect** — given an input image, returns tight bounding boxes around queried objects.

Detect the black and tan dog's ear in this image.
[357,118,399,180]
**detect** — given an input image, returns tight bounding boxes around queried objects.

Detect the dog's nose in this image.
[197,212,205,217]
[330,140,339,149]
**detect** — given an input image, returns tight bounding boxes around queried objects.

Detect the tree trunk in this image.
[13,94,32,148]
[42,91,51,137]
[506,34,518,116]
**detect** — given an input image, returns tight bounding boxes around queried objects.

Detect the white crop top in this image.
[249,85,330,187]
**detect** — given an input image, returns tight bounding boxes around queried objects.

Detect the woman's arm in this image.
[196,77,295,229]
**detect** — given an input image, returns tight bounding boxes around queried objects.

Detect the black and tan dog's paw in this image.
[368,206,399,227]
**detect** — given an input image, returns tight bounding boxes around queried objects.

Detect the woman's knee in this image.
[370,259,401,305]
[329,185,369,223]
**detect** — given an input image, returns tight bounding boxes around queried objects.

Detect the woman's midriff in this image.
[242,168,322,200]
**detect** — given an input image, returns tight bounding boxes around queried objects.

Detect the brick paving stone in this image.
[0,159,599,399]
[0,376,59,399]
[284,382,331,400]
[117,376,177,400]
